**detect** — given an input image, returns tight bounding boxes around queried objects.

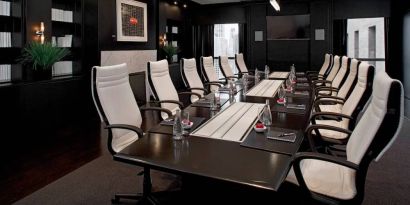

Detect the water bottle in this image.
[263,99,272,137]
[173,108,183,140]
[264,65,270,79]
[229,81,235,103]
[255,68,260,84]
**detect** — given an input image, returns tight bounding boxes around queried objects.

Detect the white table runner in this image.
[246,80,283,97]
[190,102,264,142]
[269,72,289,79]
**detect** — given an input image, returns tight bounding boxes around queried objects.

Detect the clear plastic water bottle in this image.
[262,99,272,136]
[264,65,270,79]
[229,81,235,103]
[173,108,183,140]
[255,68,260,84]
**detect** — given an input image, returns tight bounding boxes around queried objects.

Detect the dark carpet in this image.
[14,118,410,205]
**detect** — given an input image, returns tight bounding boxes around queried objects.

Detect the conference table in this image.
[114,72,312,193]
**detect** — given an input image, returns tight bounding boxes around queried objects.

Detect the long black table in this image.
[114,79,312,192]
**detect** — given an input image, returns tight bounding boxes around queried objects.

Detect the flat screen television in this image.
[266,15,310,40]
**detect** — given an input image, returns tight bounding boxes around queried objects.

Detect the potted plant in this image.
[162,44,178,63]
[20,42,70,80]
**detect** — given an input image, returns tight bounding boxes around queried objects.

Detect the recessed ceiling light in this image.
[174,1,178,5]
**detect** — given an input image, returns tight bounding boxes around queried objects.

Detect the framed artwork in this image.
[116,0,148,42]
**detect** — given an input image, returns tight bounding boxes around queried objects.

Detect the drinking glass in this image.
[210,90,220,110]
[278,85,286,100]
[181,110,190,134]
[286,78,292,92]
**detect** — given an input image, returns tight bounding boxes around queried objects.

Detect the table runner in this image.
[269,72,289,79]
[246,80,283,97]
[190,102,264,142]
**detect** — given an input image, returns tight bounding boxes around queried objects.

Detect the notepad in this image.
[267,133,297,143]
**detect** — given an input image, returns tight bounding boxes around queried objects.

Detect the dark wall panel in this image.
[267,40,310,70]
[247,3,266,70]
[403,12,410,116]
[98,0,158,50]
[310,0,332,70]
[192,3,246,25]
[333,0,390,19]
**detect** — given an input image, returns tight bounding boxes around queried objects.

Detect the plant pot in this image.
[28,68,52,81]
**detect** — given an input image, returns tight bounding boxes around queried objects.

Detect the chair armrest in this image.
[204,82,224,87]
[140,107,172,118]
[306,71,318,75]
[313,99,345,111]
[291,151,359,198]
[315,95,346,102]
[305,124,352,152]
[314,86,339,96]
[105,124,144,137]
[187,87,208,94]
[178,91,202,99]
[151,100,184,108]
[310,111,353,123]
[312,79,332,85]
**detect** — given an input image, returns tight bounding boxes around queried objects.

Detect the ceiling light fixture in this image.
[174,1,178,5]
[270,0,280,11]
[183,3,187,8]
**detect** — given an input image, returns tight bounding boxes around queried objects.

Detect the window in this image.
[213,24,239,79]
[354,31,359,58]
[368,26,376,65]
[347,17,385,72]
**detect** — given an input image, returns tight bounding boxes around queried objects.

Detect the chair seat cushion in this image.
[318,104,342,113]
[286,159,357,200]
[314,119,349,139]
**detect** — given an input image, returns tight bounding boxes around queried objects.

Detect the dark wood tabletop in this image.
[114,78,312,192]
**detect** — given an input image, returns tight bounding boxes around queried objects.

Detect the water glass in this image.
[210,90,220,110]
[278,85,286,100]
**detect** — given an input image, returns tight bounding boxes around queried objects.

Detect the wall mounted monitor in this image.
[266,14,310,40]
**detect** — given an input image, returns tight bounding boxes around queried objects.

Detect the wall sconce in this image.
[159,34,167,46]
[35,22,45,44]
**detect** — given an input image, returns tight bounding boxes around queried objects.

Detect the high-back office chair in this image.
[316,58,359,99]
[312,55,341,85]
[148,59,201,119]
[287,71,403,205]
[235,53,250,75]
[180,58,208,102]
[200,56,225,92]
[309,63,375,147]
[307,53,333,80]
[91,63,172,204]
[314,56,350,96]
[219,56,239,81]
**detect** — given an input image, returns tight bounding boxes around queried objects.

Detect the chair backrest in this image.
[181,58,204,102]
[341,62,374,128]
[346,71,403,203]
[235,53,248,74]
[148,59,180,118]
[201,56,220,92]
[219,56,235,77]
[325,55,341,81]
[337,59,359,99]
[330,56,350,90]
[91,63,142,153]
[319,53,333,76]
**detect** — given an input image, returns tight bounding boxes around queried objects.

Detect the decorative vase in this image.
[32,68,52,81]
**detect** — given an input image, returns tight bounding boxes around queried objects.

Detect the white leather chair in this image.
[307,53,333,80]
[312,55,341,85]
[180,58,208,102]
[314,56,350,96]
[235,53,250,75]
[91,63,171,204]
[219,56,239,81]
[200,56,225,92]
[148,59,201,119]
[316,58,359,99]
[309,63,374,145]
[287,71,404,204]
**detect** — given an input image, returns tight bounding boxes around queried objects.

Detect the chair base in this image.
[111,193,160,205]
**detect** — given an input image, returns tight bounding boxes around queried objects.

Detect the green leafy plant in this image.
[20,42,70,70]
[162,44,178,60]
